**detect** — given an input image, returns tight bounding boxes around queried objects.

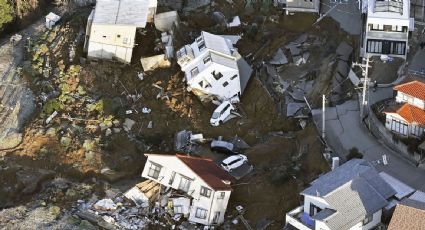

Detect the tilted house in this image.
[141,154,233,226]
[384,80,425,137]
[176,31,252,102]
[84,0,157,63]
[285,159,396,230]
[363,0,412,59]
[388,199,425,230]
[283,0,320,14]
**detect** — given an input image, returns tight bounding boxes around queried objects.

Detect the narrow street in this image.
[312,89,425,190]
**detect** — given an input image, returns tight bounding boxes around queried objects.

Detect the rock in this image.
[65,215,81,226]
[147,121,153,129]
[123,118,136,132]
[15,168,55,194]
[0,132,22,149]
[113,128,121,133]
[65,188,79,200]
[99,123,108,131]
[93,199,117,211]
[100,168,127,182]
[105,128,112,137]
[48,206,61,217]
[60,136,72,147]
[78,220,98,230]
[112,119,120,127]
[83,139,96,151]
[45,127,57,135]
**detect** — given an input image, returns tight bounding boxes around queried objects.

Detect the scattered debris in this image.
[93,199,117,211]
[45,12,61,29]
[141,54,171,72]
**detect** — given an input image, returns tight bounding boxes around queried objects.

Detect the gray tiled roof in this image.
[93,0,150,27]
[302,159,396,229]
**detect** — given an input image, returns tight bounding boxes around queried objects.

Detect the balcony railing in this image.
[366,30,408,40]
[285,206,313,230]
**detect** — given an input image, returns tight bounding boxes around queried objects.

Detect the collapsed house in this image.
[141,154,233,226]
[84,0,157,63]
[176,31,252,103]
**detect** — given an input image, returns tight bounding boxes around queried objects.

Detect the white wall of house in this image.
[303,195,330,216]
[395,92,425,109]
[141,155,231,225]
[87,24,136,63]
[385,113,424,137]
[178,34,242,102]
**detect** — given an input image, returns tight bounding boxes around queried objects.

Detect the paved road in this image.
[312,91,425,191]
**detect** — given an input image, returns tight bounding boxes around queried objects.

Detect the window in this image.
[195,208,207,219]
[212,71,223,80]
[221,104,230,115]
[102,35,107,38]
[169,171,176,185]
[178,176,191,193]
[198,42,206,51]
[117,34,121,38]
[147,162,161,179]
[411,125,424,137]
[309,204,322,216]
[203,56,211,64]
[196,36,203,43]
[222,81,229,87]
[230,75,237,80]
[199,81,204,87]
[217,192,225,199]
[191,67,199,77]
[200,186,212,198]
[362,214,373,225]
[391,119,408,135]
[174,206,183,214]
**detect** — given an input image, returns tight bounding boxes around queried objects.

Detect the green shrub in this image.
[0,0,14,30]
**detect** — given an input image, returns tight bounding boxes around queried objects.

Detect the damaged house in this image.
[176,31,252,102]
[285,159,396,230]
[84,0,157,63]
[141,154,233,226]
[362,0,412,59]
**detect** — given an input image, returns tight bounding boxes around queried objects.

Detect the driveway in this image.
[312,96,425,190]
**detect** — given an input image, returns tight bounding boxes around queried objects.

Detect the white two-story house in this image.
[363,0,412,59]
[176,31,252,103]
[285,159,396,230]
[84,0,157,64]
[384,80,425,137]
[141,154,233,226]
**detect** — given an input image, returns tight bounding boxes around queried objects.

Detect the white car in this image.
[221,154,248,172]
[210,101,235,126]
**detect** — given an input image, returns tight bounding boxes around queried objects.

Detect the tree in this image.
[347,147,364,160]
[0,0,14,30]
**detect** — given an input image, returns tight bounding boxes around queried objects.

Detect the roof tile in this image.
[394,80,425,101]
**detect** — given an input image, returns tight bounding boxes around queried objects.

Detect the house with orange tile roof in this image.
[384,80,425,137]
[141,153,233,226]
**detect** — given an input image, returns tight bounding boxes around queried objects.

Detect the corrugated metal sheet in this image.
[93,0,150,27]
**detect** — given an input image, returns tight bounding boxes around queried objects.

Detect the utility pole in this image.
[360,55,370,118]
[352,55,371,119]
[322,94,326,139]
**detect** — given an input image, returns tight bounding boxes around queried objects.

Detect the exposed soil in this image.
[0,1,340,228]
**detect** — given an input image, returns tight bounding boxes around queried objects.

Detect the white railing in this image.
[285,206,313,230]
